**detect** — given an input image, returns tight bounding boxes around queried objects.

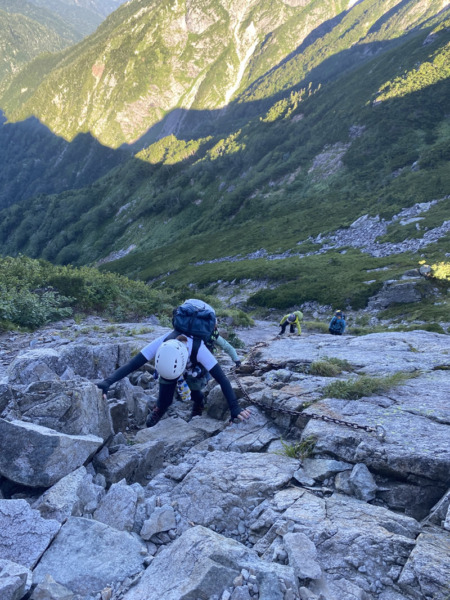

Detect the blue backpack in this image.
[172,299,216,343]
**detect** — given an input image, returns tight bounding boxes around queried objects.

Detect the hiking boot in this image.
[146,407,162,427]
[191,401,204,418]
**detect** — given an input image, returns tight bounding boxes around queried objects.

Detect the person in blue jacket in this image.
[328,310,346,335]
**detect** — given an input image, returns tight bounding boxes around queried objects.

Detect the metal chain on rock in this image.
[231,335,386,442]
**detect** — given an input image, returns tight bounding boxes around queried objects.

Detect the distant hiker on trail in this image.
[97,299,251,427]
[279,311,303,336]
[328,310,346,335]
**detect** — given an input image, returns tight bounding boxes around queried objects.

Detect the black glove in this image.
[96,380,110,396]
[235,361,241,368]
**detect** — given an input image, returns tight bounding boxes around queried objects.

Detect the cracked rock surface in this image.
[0,318,449,600]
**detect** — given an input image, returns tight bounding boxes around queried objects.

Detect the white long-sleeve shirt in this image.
[140,333,218,372]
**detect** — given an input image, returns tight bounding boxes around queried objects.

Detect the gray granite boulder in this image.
[170,450,298,538]
[0,558,32,600]
[0,500,60,569]
[135,416,225,461]
[398,530,450,599]
[122,525,299,600]
[254,488,422,596]
[7,344,133,385]
[30,574,75,600]
[32,517,147,596]
[14,380,113,440]
[93,438,164,485]
[32,466,105,522]
[0,419,103,487]
[93,478,139,531]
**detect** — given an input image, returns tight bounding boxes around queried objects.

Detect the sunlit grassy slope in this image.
[0,2,449,314]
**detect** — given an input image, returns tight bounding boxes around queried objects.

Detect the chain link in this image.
[231,335,386,442]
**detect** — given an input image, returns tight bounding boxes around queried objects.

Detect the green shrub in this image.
[0,287,73,329]
[322,371,416,400]
[216,309,254,328]
[225,331,246,349]
[276,436,317,460]
[310,356,352,377]
[0,255,175,330]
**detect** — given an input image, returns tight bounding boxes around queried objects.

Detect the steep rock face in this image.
[0,319,449,599]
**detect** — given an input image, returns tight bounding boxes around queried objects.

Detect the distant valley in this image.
[0,0,448,320]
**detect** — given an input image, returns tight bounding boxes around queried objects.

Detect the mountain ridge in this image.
[0,0,449,318]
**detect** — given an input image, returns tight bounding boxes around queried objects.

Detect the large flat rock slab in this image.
[302,390,450,484]
[256,331,449,375]
[170,450,298,538]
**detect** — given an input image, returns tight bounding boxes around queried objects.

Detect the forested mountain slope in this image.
[0,0,127,95]
[0,110,128,209]
[0,0,449,316]
[2,0,447,149]
[26,0,128,36]
[0,0,79,94]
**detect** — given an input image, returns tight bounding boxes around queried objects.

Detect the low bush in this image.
[0,255,174,330]
[0,287,72,329]
[276,436,317,460]
[322,371,416,400]
[310,356,352,377]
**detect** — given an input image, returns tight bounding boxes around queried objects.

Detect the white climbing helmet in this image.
[155,339,189,380]
[287,313,296,323]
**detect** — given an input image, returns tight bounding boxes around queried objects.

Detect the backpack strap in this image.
[190,337,201,366]
[163,330,179,341]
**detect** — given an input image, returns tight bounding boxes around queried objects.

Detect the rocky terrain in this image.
[0,317,449,600]
[195,197,450,266]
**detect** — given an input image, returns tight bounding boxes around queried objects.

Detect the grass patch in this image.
[392,322,446,334]
[310,356,353,377]
[303,320,330,334]
[276,436,317,460]
[346,324,390,336]
[380,298,450,327]
[322,371,417,400]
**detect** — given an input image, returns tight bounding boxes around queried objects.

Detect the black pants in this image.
[329,329,342,335]
[280,322,296,334]
[157,380,204,416]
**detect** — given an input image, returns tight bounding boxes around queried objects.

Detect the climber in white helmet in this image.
[97,332,251,427]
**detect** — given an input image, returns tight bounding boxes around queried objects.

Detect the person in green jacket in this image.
[279,311,303,336]
[207,325,242,367]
